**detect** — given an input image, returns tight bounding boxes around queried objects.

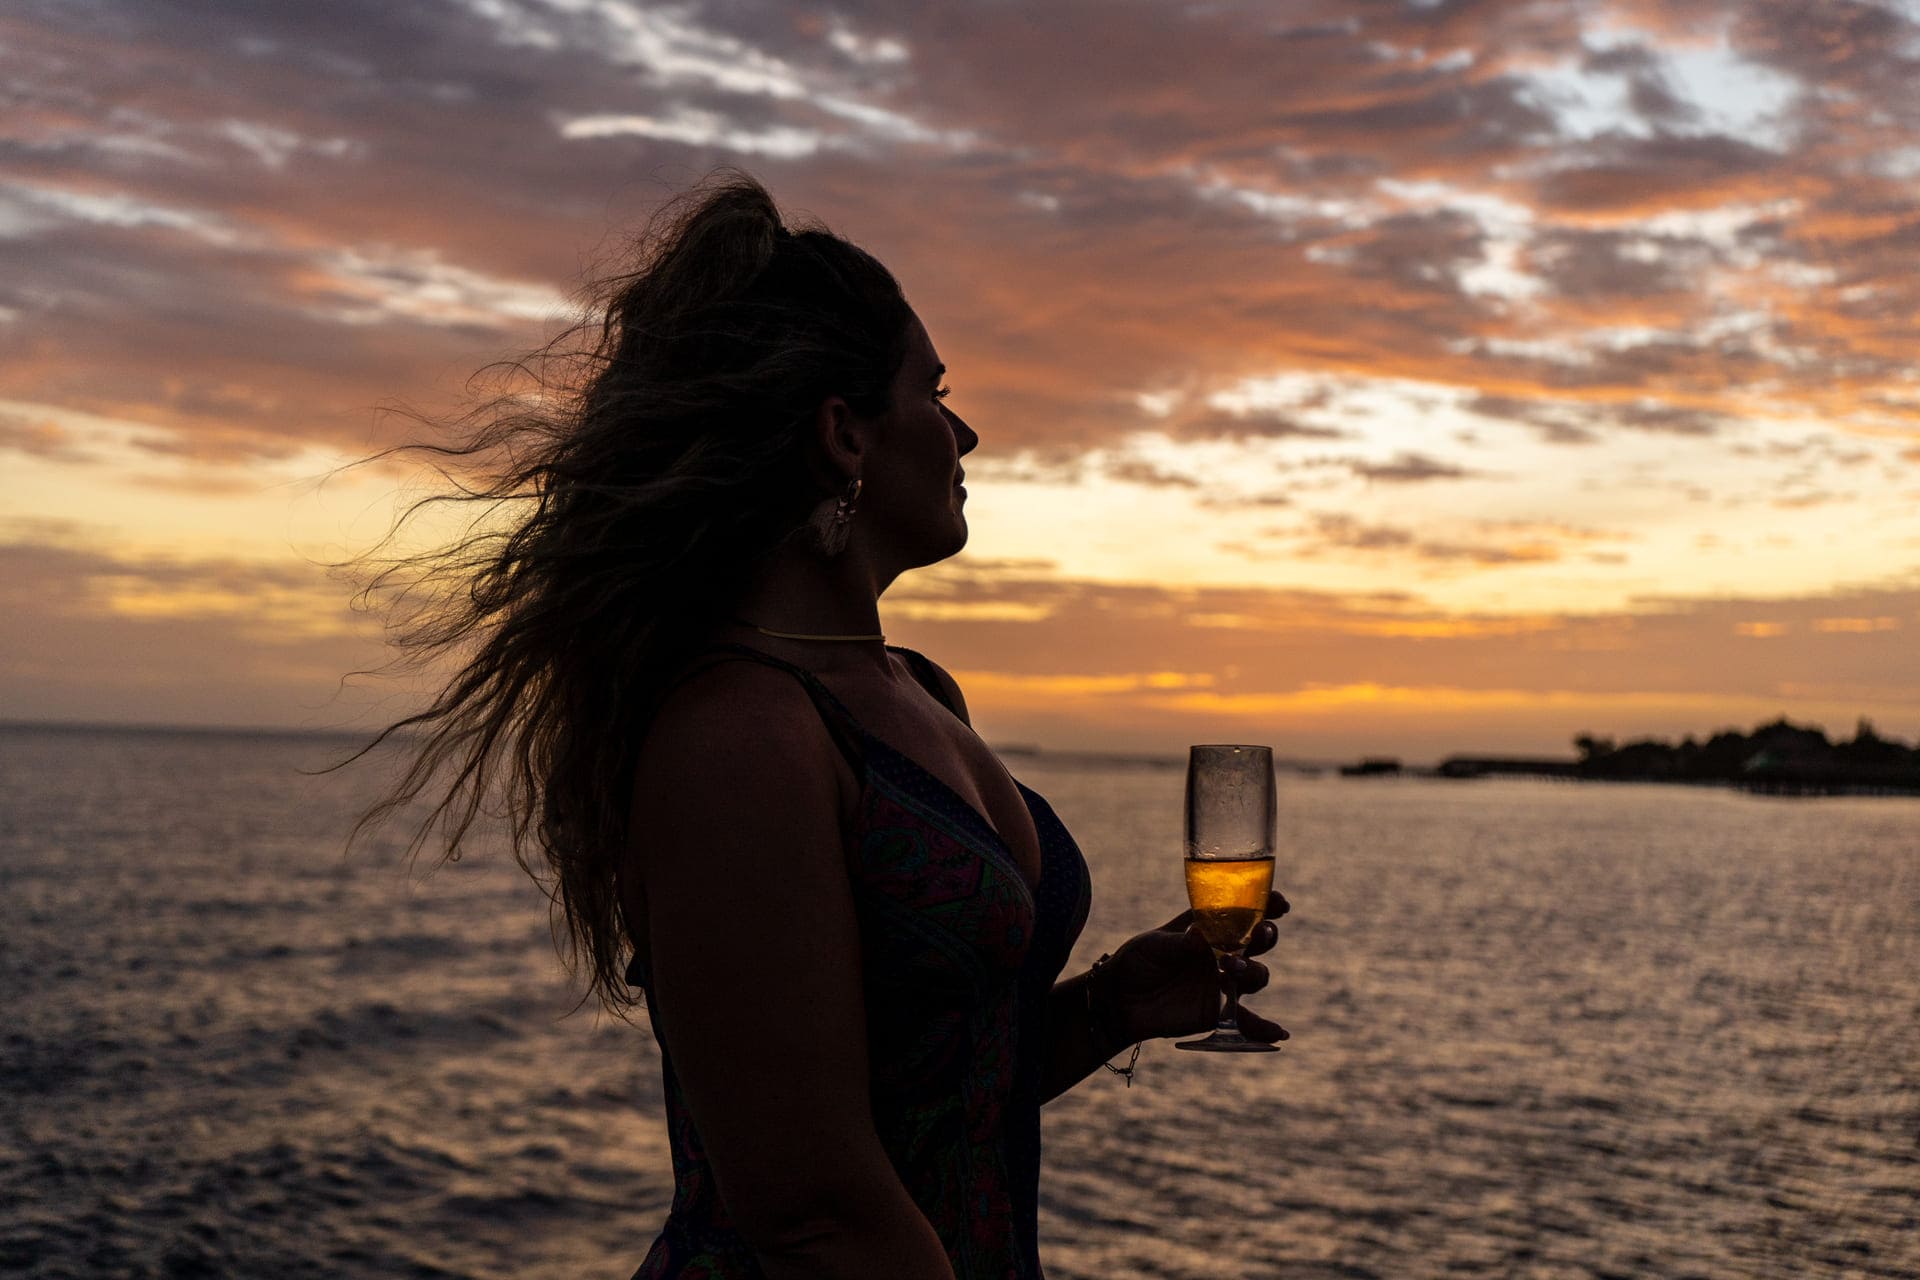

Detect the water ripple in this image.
[2,728,1915,1278]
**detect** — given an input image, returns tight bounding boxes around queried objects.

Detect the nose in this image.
[942,405,979,458]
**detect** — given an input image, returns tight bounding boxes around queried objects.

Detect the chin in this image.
[921,522,968,566]
[893,513,969,571]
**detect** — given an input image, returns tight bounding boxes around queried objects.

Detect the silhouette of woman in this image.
[358,172,1287,1279]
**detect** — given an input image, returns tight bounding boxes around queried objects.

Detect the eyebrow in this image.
[930,362,947,383]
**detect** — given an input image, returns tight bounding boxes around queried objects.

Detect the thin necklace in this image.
[731,617,886,643]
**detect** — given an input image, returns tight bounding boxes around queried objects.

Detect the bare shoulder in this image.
[633,658,854,868]
[643,656,826,752]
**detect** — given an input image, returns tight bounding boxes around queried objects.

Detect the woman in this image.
[360,174,1287,1279]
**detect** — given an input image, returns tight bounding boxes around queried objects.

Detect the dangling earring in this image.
[811,474,862,557]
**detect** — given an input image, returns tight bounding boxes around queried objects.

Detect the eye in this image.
[933,384,951,403]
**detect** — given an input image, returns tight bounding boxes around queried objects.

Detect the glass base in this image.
[1176,1033,1279,1053]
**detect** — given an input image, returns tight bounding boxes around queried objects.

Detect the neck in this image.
[744,623,885,642]
[725,549,891,669]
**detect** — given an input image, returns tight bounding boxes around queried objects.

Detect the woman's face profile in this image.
[860,312,980,570]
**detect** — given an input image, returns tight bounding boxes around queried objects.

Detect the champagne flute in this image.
[1176,744,1279,1053]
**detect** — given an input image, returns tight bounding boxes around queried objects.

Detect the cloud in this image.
[874,557,1920,753]
[1771,490,1843,510]
[1522,226,1708,303]
[1811,615,1901,634]
[1464,393,1601,445]
[0,534,362,637]
[0,412,95,464]
[1309,515,1415,553]
[1530,134,1787,218]
[558,109,831,158]
[1731,0,1920,105]
[1181,411,1350,443]
[1609,400,1736,436]
[1350,451,1479,483]
[9,0,1920,468]
[0,532,390,729]
[1579,41,1695,126]
[1103,457,1202,490]
[1304,513,1566,566]
[1197,490,1294,511]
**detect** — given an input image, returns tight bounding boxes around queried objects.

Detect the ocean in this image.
[2,724,1915,1279]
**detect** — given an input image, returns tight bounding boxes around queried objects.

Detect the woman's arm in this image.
[1039,965,1138,1100]
[634,664,956,1280]
[1040,907,1288,1102]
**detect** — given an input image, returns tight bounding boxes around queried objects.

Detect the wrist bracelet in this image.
[1086,953,1142,1087]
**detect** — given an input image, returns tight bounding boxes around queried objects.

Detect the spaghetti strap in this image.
[675,642,868,774]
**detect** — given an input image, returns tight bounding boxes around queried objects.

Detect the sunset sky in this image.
[4,0,1918,759]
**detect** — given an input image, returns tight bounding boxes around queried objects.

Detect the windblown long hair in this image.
[349,172,912,1013]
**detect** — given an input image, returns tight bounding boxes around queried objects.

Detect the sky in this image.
[3,0,1919,760]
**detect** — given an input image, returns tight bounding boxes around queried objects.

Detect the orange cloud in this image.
[867,558,1920,753]
[6,0,1917,463]
[1812,616,1901,633]
[0,536,389,728]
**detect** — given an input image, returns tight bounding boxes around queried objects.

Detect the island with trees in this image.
[1434,718,1920,795]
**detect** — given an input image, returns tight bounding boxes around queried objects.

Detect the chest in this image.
[829,684,1045,893]
[846,747,1090,1008]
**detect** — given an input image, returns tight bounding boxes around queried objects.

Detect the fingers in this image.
[1238,891,1288,956]
[1156,906,1194,933]
[1236,1005,1290,1043]
[1223,955,1270,996]
[1132,920,1217,976]
[1220,958,1288,1042]
[1222,957,1286,1041]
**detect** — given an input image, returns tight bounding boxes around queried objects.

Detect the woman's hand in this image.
[1092,891,1290,1047]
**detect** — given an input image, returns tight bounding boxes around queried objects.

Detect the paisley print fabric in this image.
[628,644,1092,1280]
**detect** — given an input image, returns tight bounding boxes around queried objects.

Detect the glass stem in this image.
[1216,955,1242,1035]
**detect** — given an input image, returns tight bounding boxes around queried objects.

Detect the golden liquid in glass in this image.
[1184,856,1274,952]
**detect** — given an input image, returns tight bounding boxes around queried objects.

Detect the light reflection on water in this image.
[2,727,1914,1279]
[1044,763,1918,1278]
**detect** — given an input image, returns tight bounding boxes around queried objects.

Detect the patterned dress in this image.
[628,644,1093,1280]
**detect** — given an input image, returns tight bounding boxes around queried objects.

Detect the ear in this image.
[809,394,874,491]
